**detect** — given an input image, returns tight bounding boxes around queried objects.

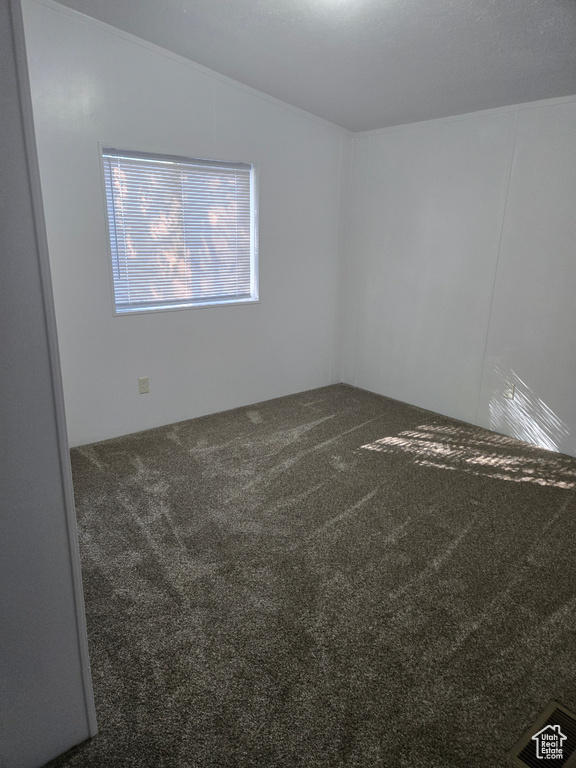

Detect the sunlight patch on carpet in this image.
[361,424,576,489]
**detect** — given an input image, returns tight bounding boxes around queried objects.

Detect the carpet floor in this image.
[46,384,576,767]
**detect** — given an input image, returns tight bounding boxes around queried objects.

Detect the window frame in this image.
[99,144,259,317]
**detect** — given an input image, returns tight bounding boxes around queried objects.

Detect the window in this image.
[101,148,258,314]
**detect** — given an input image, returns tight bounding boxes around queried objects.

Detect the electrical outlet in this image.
[503,383,515,400]
[138,377,149,395]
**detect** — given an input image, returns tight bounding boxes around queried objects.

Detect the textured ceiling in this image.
[53,0,576,131]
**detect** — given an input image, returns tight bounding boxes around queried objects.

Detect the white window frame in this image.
[100,146,259,316]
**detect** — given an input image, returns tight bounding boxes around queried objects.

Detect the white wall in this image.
[0,1,95,765]
[343,97,576,457]
[22,0,350,447]
[22,0,576,458]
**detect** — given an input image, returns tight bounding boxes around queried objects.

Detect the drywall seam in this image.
[10,0,97,737]
[327,133,343,385]
[335,134,355,385]
[474,108,520,426]
[349,134,368,387]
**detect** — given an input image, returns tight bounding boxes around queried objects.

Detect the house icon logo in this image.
[531,724,567,760]
[510,701,576,766]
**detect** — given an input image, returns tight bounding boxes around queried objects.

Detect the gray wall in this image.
[0,1,96,766]
[343,98,576,457]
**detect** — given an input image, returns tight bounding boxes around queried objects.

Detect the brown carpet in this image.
[46,384,576,767]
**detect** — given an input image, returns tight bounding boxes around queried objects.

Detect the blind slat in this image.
[102,149,257,314]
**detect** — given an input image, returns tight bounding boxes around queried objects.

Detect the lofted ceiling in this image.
[53,0,576,132]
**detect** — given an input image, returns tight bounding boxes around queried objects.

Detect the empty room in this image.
[3,0,576,766]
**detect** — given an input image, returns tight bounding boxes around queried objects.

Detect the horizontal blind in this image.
[102,149,255,313]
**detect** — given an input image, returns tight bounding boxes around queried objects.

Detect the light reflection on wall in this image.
[489,366,568,453]
[361,423,576,489]
[40,71,101,125]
